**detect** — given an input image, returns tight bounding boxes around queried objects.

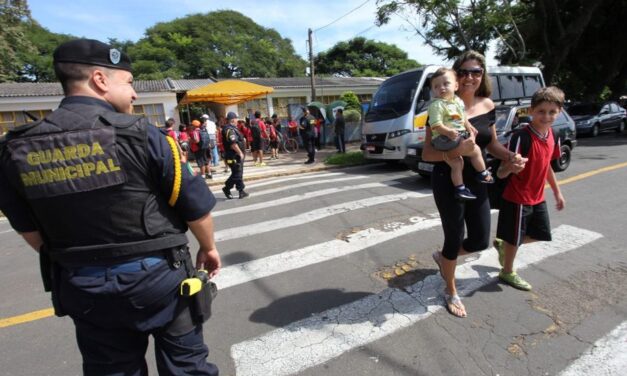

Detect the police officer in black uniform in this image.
[221,112,248,199]
[299,107,317,164]
[0,39,220,375]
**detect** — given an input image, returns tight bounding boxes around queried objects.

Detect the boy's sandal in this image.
[445,293,467,318]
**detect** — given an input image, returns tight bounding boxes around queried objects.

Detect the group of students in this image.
[425,51,566,318]
[164,111,285,179]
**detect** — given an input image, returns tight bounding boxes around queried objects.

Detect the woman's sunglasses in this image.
[457,68,484,78]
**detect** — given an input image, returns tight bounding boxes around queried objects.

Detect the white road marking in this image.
[558,320,627,376]
[213,181,401,217]
[213,214,441,289]
[231,225,603,376]
[0,229,14,234]
[242,172,348,188]
[214,191,432,242]
[250,175,367,197]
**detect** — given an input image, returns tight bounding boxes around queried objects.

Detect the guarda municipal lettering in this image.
[20,142,121,187]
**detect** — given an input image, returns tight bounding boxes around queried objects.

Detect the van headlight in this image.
[388,129,411,139]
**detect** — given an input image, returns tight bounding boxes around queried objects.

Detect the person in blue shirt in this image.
[0,39,220,375]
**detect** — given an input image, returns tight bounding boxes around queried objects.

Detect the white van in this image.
[361,65,545,161]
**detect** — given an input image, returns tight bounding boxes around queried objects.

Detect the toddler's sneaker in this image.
[455,187,476,201]
[476,169,494,184]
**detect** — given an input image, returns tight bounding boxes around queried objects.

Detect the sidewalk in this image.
[203,144,361,187]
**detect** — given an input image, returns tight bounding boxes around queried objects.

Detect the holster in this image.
[39,245,66,317]
[190,277,217,324]
[164,247,218,337]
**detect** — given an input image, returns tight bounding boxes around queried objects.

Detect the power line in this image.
[355,24,377,37]
[313,0,371,32]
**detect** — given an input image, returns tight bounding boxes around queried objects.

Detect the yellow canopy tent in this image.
[180,80,274,105]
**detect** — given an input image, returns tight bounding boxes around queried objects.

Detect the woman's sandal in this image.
[432,251,443,278]
[445,293,467,318]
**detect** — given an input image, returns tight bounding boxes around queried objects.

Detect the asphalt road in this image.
[1,131,626,375]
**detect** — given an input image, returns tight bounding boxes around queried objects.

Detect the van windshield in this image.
[366,70,422,122]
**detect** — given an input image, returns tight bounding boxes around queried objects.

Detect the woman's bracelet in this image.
[443,152,449,161]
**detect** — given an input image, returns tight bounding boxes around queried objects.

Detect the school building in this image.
[0,77,383,134]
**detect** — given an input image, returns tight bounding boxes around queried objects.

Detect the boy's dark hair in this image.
[431,67,455,82]
[531,86,565,108]
[337,108,343,114]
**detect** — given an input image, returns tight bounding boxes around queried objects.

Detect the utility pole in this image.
[308,28,316,102]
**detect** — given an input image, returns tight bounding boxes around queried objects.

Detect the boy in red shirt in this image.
[494,86,566,291]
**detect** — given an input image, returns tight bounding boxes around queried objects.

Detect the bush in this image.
[344,108,361,122]
[340,91,361,111]
[324,151,367,166]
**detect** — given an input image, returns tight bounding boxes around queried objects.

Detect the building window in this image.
[237,98,271,120]
[133,104,166,127]
[271,96,307,118]
[0,110,52,134]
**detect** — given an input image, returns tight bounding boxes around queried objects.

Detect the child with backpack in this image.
[493,86,566,291]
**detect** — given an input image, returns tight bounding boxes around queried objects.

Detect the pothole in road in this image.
[371,254,435,288]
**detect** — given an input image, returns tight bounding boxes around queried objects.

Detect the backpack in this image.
[198,127,211,150]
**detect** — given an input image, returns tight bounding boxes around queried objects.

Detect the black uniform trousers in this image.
[58,255,218,376]
[303,134,316,162]
[225,156,245,192]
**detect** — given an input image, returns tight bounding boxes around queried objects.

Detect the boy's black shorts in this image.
[496,199,552,247]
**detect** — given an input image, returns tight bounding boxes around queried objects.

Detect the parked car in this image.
[569,101,626,136]
[404,103,577,177]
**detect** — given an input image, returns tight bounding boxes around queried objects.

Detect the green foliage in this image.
[315,37,420,77]
[324,151,367,166]
[497,0,626,101]
[376,0,512,59]
[16,20,74,82]
[340,91,361,111]
[128,10,307,79]
[343,109,361,123]
[0,0,34,82]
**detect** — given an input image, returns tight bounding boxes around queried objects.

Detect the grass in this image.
[324,151,369,166]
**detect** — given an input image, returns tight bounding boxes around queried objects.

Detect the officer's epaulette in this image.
[99,111,144,129]
[6,119,44,136]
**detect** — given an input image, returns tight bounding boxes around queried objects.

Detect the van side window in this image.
[523,75,542,96]
[499,74,525,99]
[489,75,500,101]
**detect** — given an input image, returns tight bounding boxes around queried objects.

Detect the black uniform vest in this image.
[0,101,187,262]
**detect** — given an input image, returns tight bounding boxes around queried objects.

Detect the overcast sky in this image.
[28,0,465,67]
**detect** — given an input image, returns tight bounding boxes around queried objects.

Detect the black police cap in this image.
[53,39,132,71]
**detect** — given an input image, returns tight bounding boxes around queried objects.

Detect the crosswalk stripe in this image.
[213,181,401,217]
[246,175,366,196]
[231,225,603,376]
[214,172,345,191]
[558,320,627,376]
[214,191,432,242]
[214,214,441,289]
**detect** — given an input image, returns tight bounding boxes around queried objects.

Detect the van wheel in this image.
[551,144,571,172]
[591,124,600,137]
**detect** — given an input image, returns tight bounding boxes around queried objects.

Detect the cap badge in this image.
[109,49,121,64]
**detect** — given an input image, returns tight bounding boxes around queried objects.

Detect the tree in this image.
[128,10,307,79]
[315,37,420,77]
[497,0,626,100]
[375,0,522,60]
[0,0,34,82]
[16,20,75,81]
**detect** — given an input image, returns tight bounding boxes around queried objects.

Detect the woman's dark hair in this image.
[452,50,492,98]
